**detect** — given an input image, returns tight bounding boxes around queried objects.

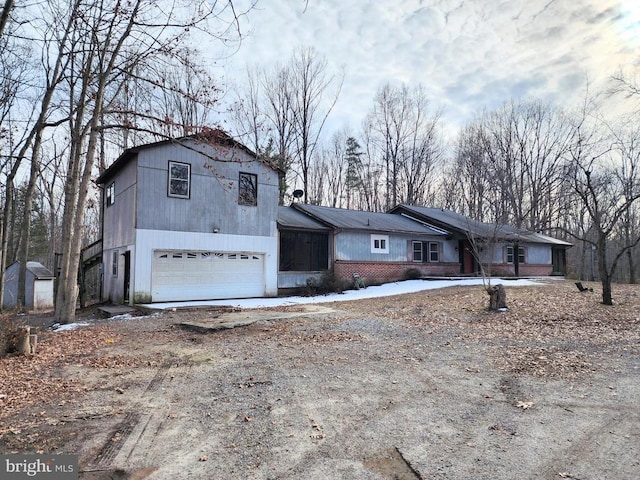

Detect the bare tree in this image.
[232,65,267,154]
[288,47,342,203]
[480,101,572,230]
[261,64,296,204]
[0,0,13,39]
[44,0,251,323]
[440,123,493,220]
[358,117,384,211]
[565,107,640,305]
[311,130,347,207]
[9,0,77,310]
[366,83,444,210]
[368,83,408,210]
[444,100,573,235]
[0,20,30,309]
[609,64,640,100]
[232,50,341,205]
[611,122,640,284]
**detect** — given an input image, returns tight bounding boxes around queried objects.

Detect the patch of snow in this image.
[53,322,90,332]
[109,312,161,321]
[142,278,544,311]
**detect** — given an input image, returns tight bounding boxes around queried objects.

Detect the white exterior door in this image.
[152,250,265,302]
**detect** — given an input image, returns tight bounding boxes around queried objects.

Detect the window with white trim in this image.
[412,241,440,263]
[506,245,526,264]
[428,242,439,262]
[412,241,423,262]
[168,161,191,198]
[371,234,389,254]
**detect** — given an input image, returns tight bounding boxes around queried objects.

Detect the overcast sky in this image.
[219,0,640,138]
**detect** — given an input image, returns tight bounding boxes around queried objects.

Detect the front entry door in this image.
[459,240,476,274]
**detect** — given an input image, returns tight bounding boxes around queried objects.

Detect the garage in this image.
[152,250,265,302]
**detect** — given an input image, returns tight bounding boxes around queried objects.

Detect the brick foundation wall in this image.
[334,261,461,284]
[490,264,553,277]
[334,261,554,284]
[519,264,554,276]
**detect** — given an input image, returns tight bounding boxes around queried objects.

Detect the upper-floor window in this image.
[506,245,526,264]
[412,241,440,262]
[238,172,258,206]
[168,161,191,199]
[371,234,389,254]
[106,182,115,207]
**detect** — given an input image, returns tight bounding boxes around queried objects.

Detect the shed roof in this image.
[26,262,54,279]
[7,261,55,279]
[292,204,447,236]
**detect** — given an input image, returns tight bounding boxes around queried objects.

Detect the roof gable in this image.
[6,261,54,279]
[96,129,275,185]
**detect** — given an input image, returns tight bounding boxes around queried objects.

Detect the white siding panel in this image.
[33,279,54,310]
[134,229,278,302]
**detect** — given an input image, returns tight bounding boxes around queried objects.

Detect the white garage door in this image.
[152,250,265,302]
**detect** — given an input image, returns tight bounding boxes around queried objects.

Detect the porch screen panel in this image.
[280,231,329,271]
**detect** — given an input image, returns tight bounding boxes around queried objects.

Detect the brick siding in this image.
[490,263,553,277]
[334,261,460,284]
[335,261,553,284]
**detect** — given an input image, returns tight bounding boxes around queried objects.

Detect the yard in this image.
[1,280,639,479]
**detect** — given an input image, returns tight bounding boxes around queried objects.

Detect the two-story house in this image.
[96,130,280,304]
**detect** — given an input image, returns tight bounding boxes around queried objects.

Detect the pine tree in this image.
[344,137,363,209]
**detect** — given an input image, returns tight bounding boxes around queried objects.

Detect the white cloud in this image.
[221,0,640,137]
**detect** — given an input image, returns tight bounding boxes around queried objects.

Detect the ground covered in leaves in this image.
[338,280,640,379]
[0,279,638,479]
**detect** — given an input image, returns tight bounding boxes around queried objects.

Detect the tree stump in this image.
[15,326,37,355]
[29,334,38,354]
[15,326,32,354]
[487,284,507,311]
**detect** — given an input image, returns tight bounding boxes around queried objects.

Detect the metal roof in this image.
[26,262,55,279]
[277,206,330,231]
[292,204,447,236]
[392,205,572,246]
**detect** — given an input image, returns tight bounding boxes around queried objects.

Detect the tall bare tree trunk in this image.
[17,138,43,309]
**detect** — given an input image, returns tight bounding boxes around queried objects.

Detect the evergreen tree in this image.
[344,137,363,209]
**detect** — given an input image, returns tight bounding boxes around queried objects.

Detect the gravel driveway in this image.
[1,280,639,479]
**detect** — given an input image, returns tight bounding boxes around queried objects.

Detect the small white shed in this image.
[2,261,55,311]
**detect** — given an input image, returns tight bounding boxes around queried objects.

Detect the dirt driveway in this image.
[1,280,639,479]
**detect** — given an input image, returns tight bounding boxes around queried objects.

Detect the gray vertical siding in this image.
[100,138,280,304]
[135,142,279,236]
[102,157,137,250]
[527,244,551,264]
[334,231,457,262]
